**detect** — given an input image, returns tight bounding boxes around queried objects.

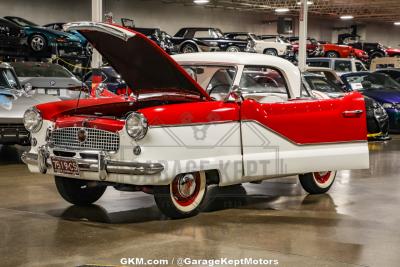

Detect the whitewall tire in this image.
[154,171,207,219]
[299,171,336,194]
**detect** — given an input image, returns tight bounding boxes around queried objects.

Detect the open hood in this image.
[66,22,210,100]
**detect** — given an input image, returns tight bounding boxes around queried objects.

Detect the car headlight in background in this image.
[125,112,148,140]
[382,103,395,109]
[23,108,43,133]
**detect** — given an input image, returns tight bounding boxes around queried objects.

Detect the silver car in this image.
[0,62,59,145]
[10,62,88,100]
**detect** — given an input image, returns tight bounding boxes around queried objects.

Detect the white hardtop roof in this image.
[172,52,302,98]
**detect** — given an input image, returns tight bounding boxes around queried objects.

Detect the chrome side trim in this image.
[149,120,238,128]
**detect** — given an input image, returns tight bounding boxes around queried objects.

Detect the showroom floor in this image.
[0,137,399,267]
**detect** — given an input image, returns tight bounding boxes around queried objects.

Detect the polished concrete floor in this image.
[0,138,400,267]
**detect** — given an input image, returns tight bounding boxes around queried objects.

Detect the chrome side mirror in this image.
[226,85,243,102]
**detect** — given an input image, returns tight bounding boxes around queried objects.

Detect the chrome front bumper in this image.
[21,148,164,178]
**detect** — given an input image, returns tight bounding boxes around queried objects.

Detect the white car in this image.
[22,22,369,219]
[224,32,293,57]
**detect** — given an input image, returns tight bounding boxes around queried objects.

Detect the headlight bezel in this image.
[23,107,43,133]
[125,112,148,140]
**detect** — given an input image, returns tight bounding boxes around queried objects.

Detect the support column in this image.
[91,0,103,68]
[298,0,308,72]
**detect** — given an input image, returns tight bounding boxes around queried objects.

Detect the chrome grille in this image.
[51,127,119,151]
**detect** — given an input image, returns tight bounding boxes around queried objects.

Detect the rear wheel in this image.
[264,48,278,56]
[325,51,339,58]
[180,43,198,53]
[55,176,107,205]
[226,46,240,52]
[154,171,207,219]
[370,51,385,59]
[299,171,336,194]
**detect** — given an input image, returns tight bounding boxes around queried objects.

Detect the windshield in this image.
[7,17,37,27]
[0,68,20,90]
[240,67,288,94]
[343,73,400,91]
[212,29,224,38]
[249,33,260,41]
[12,63,73,78]
[304,75,344,94]
[182,65,236,95]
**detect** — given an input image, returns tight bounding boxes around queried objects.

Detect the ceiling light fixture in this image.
[394,22,400,26]
[193,0,209,4]
[275,8,290,13]
[340,15,354,20]
[297,1,313,5]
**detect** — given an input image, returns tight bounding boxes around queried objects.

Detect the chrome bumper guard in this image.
[21,149,164,177]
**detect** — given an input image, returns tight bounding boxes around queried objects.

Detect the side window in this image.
[307,61,330,68]
[355,62,366,71]
[239,66,289,103]
[194,30,212,38]
[233,35,249,41]
[334,60,352,72]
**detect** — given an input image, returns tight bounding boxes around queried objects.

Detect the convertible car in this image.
[22,22,369,219]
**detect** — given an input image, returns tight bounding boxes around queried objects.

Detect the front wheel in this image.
[154,171,207,219]
[226,46,240,52]
[29,34,47,52]
[299,171,336,194]
[264,48,278,56]
[55,176,107,205]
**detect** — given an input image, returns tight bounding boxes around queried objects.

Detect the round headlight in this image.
[125,112,148,140]
[23,108,43,133]
[382,103,395,109]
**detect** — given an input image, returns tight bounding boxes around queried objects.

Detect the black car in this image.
[375,68,400,83]
[121,18,176,54]
[303,71,390,141]
[0,18,27,56]
[171,27,250,53]
[346,42,387,59]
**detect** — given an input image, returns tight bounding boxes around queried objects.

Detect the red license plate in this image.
[51,157,80,176]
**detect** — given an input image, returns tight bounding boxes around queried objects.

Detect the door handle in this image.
[342,109,363,118]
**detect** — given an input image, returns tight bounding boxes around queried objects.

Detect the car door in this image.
[238,65,368,181]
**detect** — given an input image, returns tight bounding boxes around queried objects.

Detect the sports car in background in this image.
[0,62,58,145]
[171,27,252,53]
[224,32,293,57]
[43,22,89,51]
[0,18,28,56]
[4,16,83,55]
[22,22,369,219]
[304,67,389,140]
[341,71,400,132]
[10,62,88,100]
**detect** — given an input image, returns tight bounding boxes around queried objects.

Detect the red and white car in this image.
[22,22,369,219]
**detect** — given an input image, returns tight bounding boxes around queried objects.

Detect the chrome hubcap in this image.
[31,36,45,51]
[183,46,195,53]
[227,47,239,52]
[177,174,197,198]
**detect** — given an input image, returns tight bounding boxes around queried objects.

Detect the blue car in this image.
[341,71,400,132]
[43,22,88,48]
[4,16,83,54]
